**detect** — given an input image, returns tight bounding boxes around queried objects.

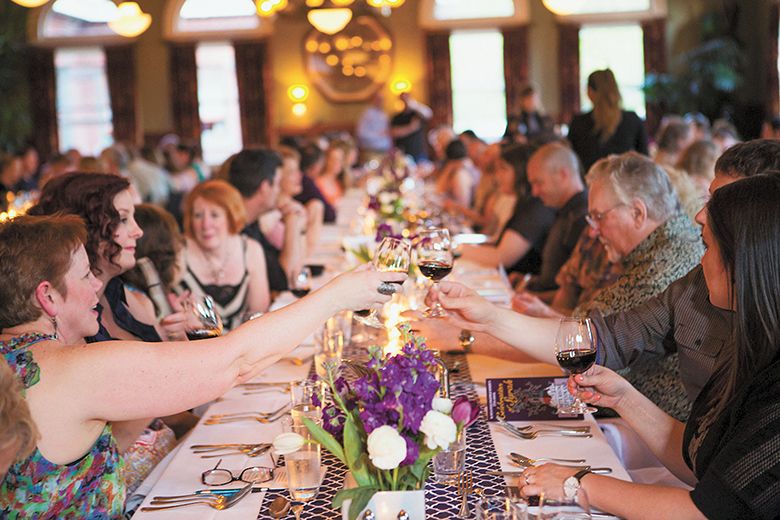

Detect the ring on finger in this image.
[377,281,399,296]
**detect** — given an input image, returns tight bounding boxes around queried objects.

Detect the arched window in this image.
[419,0,528,30]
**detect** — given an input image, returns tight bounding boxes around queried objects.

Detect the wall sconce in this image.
[287,84,310,103]
[390,78,411,95]
[292,103,308,117]
[256,0,288,17]
[11,0,50,7]
[307,7,352,35]
[108,2,152,37]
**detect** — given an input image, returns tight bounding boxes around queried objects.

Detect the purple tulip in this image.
[451,396,479,427]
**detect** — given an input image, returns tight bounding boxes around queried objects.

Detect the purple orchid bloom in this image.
[451,396,480,427]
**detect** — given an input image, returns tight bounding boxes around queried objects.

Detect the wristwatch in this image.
[458,329,475,352]
[563,468,591,499]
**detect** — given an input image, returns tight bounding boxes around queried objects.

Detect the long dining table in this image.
[131,190,631,519]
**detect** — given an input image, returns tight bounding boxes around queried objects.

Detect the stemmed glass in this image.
[538,488,591,519]
[553,317,597,415]
[417,227,454,318]
[354,236,411,328]
[183,294,223,340]
[291,266,312,298]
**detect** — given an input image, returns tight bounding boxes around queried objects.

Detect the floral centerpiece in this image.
[303,325,477,520]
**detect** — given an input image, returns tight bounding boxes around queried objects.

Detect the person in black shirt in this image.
[390,93,433,162]
[228,149,306,293]
[294,144,336,223]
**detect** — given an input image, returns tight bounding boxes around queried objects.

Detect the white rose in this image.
[419,410,457,450]
[431,397,453,414]
[367,425,407,470]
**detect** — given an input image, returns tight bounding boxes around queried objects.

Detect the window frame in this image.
[29,2,130,47]
[163,0,273,42]
[418,0,529,30]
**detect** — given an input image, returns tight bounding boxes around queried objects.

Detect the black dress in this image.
[86,277,162,343]
[682,356,780,519]
[567,110,649,172]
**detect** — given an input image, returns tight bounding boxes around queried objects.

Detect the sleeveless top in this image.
[86,277,162,343]
[0,334,126,518]
[182,236,251,331]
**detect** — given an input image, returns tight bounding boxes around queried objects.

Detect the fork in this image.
[498,422,592,440]
[141,483,252,512]
[208,403,289,420]
[509,452,587,465]
[456,470,473,518]
[199,444,272,458]
[497,418,590,435]
[205,404,291,425]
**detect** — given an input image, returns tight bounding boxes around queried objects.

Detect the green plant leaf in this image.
[301,417,346,465]
[343,418,372,486]
[409,447,436,482]
[333,486,378,520]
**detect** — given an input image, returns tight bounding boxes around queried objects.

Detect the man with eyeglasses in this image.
[416,139,780,407]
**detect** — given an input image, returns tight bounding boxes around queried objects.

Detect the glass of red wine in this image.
[354,236,411,328]
[183,294,224,340]
[554,316,597,414]
[291,266,312,298]
[417,227,454,318]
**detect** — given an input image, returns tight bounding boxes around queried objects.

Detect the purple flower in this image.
[322,405,346,441]
[401,434,419,466]
[451,396,480,427]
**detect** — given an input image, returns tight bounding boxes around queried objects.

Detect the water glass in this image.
[290,380,323,427]
[432,428,466,485]
[284,423,321,502]
[538,489,591,520]
[476,496,529,520]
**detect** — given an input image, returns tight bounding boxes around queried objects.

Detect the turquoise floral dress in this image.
[0,334,126,519]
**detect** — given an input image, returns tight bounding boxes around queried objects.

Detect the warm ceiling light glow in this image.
[541,0,578,15]
[306,0,324,6]
[108,2,151,38]
[287,84,309,102]
[11,0,49,7]
[331,0,354,5]
[307,7,352,35]
[390,78,411,94]
[292,103,307,117]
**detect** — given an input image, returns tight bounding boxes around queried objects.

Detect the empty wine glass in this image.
[291,266,312,298]
[417,227,454,318]
[538,488,591,520]
[183,294,223,340]
[354,236,411,328]
[553,317,597,414]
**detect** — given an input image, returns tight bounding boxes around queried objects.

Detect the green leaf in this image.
[332,486,378,520]
[410,447,436,482]
[301,417,346,465]
[343,418,372,486]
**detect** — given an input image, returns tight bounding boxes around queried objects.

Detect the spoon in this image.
[268,495,290,519]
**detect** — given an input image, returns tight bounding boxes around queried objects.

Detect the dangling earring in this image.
[50,316,59,340]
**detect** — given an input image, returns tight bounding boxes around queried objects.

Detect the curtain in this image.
[502,25,530,119]
[641,18,667,137]
[425,31,453,128]
[767,3,779,118]
[27,47,58,158]
[233,40,271,147]
[168,43,200,144]
[557,23,580,125]
[105,44,138,145]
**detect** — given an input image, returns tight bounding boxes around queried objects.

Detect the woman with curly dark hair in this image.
[29,172,187,343]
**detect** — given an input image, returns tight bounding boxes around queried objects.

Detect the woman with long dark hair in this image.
[513,174,780,519]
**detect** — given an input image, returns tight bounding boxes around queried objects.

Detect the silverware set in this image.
[140,482,253,512]
[238,381,291,396]
[496,418,592,440]
[509,452,586,466]
[189,442,272,458]
[204,403,291,425]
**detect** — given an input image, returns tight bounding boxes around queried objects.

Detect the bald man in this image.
[524,142,588,292]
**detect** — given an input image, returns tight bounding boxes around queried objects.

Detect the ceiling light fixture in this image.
[11,0,50,7]
[108,2,152,37]
[307,7,352,35]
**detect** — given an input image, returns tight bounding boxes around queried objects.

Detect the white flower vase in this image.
[341,489,426,520]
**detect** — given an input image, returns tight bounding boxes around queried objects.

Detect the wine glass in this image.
[553,317,597,414]
[183,294,223,340]
[291,266,312,298]
[417,227,454,318]
[354,236,411,328]
[538,488,591,520]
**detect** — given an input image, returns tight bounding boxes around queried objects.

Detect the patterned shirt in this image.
[577,211,705,420]
[0,334,126,519]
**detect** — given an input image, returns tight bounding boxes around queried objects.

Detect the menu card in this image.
[485,376,582,421]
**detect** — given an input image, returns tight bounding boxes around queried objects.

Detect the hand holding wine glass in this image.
[417,227,454,318]
[554,317,597,415]
[291,266,312,298]
[354,236,411,328]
